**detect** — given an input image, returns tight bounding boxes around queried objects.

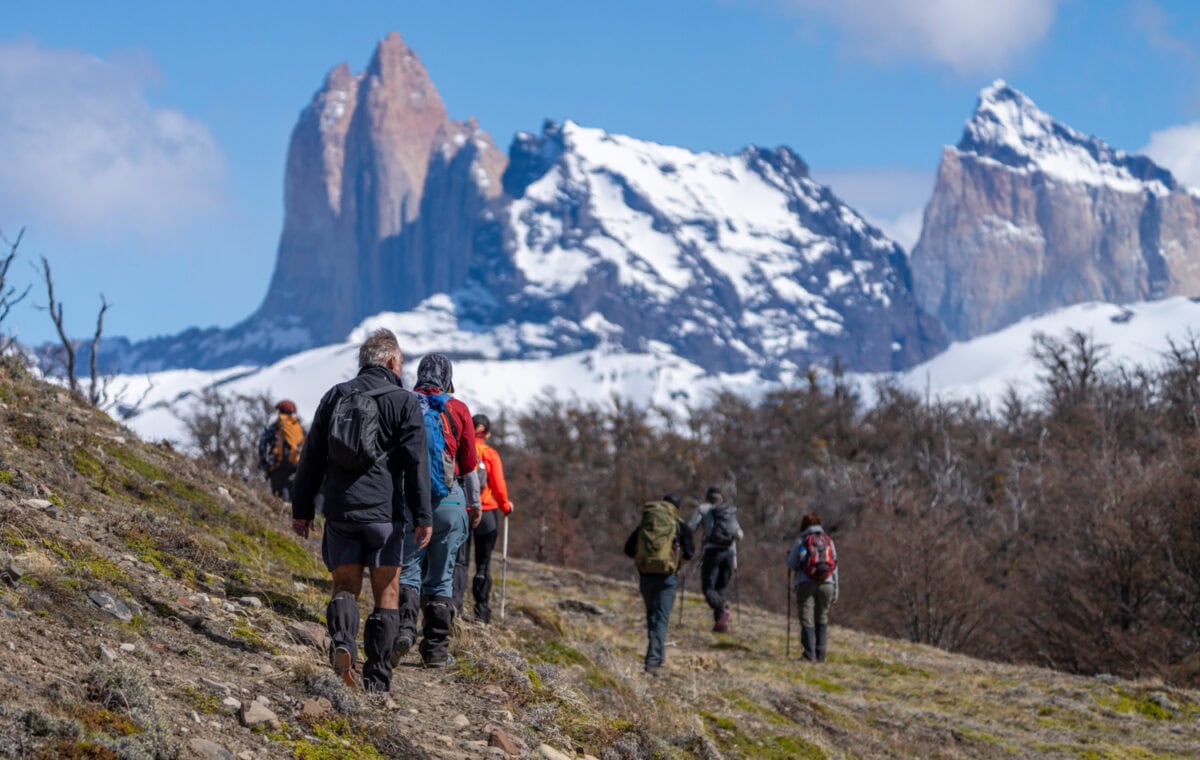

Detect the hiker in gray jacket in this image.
[687,487,743,632]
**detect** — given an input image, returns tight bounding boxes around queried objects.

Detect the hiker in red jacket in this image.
[452,413,513,623]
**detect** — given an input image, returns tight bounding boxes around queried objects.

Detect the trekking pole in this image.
[786,568,792,658]
[499,514,510,623]
[677,564,686,626]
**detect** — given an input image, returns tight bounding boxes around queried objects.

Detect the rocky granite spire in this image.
[911,81,1200,341]
[253,32,506,346]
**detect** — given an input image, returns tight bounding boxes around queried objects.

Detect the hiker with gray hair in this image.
[290,327,432,692]
[394,352,482,668]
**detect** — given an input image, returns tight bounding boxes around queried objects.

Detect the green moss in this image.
[181,687,220,714]
[1096,687,1176,721]
[287,718,385,760]
[231,623,276,653]
[844,655,931,677]
[533,640,588,667]
[17,433,37,448]
[0,469,13,485]
[102,445,166,482]
[800,673,846,693]
[702,712,825,760]
[66,553,127,584]
[1,525,29,550]
[71,446,106,480]
[723,691,794,726]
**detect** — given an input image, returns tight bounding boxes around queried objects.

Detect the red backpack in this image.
[803,532,836,581]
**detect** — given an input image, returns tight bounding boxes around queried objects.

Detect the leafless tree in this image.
[176,387,275,480]
[39,256,111,406]
[0,228,32,352]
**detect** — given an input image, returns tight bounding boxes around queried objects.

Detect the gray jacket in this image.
[687,501,744,553]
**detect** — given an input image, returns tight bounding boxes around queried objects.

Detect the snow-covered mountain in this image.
[481,119,943,373]
[91,32,943,378]
[911,80,1200,341]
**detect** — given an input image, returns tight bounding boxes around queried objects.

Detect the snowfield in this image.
[112,296,1200,445]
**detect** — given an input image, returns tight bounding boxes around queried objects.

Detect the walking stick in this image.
[786,568,792,658]
[499,515,510,623]
[677,564,686,626]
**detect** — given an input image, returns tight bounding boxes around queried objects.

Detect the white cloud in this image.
[813,166,933,251]
[1142,122,1200,188]
[0,38,226,240]
[777,0,1061,74]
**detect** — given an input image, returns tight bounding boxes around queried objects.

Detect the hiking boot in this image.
[644,664,661,677]
[815,623,829,663]
[422,653,457,669]
[713,606,731,633]
[330,645,358,688]
[389,634,413,668]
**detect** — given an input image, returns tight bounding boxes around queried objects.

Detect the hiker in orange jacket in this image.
[268,400,305,500]
[452,413,513,623]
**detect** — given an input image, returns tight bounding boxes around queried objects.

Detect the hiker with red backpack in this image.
[394,353,481,668]
[786,511,839,662]
[687,486,743,633]
[624,494,695,676]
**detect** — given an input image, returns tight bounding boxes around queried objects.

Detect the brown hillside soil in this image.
[1,359,1198,759]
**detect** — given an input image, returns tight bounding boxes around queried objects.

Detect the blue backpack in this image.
[417,391,458,500]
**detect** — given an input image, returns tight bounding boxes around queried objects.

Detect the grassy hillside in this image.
[1,357,1198,759]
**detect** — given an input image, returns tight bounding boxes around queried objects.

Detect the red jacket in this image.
[476,440,511,513]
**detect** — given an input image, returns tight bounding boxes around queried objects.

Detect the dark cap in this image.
[473,414,491,432]
[276,399,297,414]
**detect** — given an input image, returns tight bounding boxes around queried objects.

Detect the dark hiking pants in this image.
[268,464,295,500]
[639,573,677,668]
[700,546,735,620]
[452,510,499,622]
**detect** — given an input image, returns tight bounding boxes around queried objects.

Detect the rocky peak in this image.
[957,80,1176,193]
[912,82,1200,342]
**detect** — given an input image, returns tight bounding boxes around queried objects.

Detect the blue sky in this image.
[4,0,1200,344]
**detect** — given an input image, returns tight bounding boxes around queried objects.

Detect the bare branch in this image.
[40,256,77,394]
[88,293,110,407]
[0,227,31,330]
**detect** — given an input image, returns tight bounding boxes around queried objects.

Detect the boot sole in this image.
[389,638,413,669]
[332,647,357,688]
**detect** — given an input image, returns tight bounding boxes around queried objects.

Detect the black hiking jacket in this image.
[624,520,695,572]
[291,365,432,527]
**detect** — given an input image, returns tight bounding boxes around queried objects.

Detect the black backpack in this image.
[256,422,279,472]
[707,504,740,547]
[326,383,397,471]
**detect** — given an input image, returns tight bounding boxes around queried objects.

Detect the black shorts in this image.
[321,520,405,570]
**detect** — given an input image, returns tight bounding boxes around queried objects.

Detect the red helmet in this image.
[276,399,297,414]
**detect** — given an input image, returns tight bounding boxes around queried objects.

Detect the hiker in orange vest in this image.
[266,400,305,500]
[452,414,513,623]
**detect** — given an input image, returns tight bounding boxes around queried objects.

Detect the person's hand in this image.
[413,525,433,550]
[291,519,312,539]
[502,501,513,516]
[469,507,482,529]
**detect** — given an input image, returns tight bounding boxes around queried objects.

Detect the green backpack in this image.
[635,500,681,575]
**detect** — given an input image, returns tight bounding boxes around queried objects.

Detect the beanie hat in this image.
[276,399,297,414]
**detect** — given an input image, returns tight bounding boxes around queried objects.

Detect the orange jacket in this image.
[475,440,511,513]
[273,413,305,468]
